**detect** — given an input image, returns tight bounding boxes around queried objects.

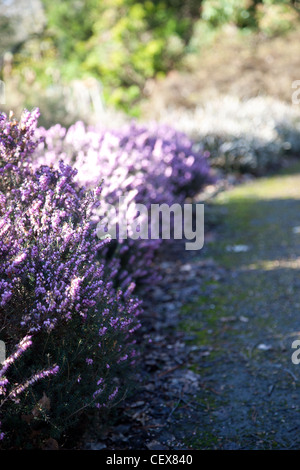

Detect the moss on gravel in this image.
[179,163,300,449]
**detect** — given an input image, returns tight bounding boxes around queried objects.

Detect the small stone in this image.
[86,442,107,450]
[180,263,192,272]
[257,343,272,351]
[239,315,249,322]
[226,245,250,252]
[146,440,169,450]
[131,401,145,408]
[220,316,236,322]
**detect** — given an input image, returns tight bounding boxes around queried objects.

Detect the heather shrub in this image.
[33,120,212,284]
[34,120,211,203]
[0,110,141,448]
[157,96,300,175]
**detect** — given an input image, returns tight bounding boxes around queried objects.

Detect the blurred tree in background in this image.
[0,0,299,122]
[40,0,201,114]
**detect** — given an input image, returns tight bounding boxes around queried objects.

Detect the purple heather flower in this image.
[108,386,119,401]
[33,118,213,286]
[98,327,107,336]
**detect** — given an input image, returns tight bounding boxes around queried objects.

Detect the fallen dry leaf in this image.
[42,438,59,450]
[32,392,51,418]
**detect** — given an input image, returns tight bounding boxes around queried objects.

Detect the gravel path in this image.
[82,164,300,450]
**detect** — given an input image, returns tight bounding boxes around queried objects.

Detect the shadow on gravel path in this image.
[177,164,300,449]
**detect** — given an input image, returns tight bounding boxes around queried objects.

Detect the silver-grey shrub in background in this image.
[157,95,300,174]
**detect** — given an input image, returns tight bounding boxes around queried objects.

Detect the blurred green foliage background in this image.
[1,0,300,124]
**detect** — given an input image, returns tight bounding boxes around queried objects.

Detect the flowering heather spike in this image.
[108,386,119,402]
[0,336,32,378]
[9,365,59,398]
[0,109,42,193]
